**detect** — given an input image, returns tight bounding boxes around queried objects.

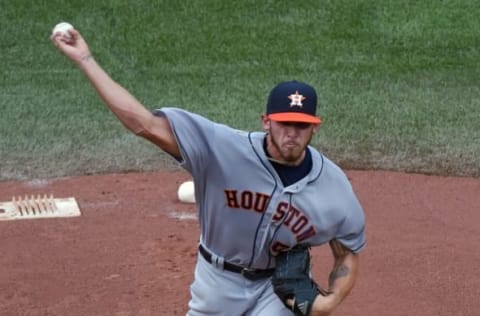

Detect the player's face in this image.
[263,117,318,166]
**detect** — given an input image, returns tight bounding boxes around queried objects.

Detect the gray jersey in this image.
[159,108,366,270]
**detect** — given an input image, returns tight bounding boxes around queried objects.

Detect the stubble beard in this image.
[268,133,306,165]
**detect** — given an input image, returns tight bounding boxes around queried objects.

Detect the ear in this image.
[312,123,320,134]
[261,114,271,131]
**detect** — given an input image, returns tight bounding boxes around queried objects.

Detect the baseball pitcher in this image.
[51,26,366,316]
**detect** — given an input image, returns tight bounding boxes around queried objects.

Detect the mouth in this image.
[284,142,298,149]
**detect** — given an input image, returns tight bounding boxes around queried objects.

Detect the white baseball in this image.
[52,22,74,39]
[177,181,195,203]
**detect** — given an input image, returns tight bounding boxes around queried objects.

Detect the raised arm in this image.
[50,27,180,158]
[311,240,360,316]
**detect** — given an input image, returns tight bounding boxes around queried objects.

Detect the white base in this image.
[0,196,81,221]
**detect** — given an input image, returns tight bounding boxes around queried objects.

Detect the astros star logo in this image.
[288,91,306,108]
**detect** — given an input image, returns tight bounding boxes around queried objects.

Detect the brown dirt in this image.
[0,170,479,316]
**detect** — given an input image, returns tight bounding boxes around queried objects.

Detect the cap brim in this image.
[268,113,322,124]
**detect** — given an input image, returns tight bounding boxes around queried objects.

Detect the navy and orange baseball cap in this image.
[266,80,322,124]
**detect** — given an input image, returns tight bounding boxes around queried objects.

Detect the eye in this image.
[295,123,311,129]
[282,122,311,129]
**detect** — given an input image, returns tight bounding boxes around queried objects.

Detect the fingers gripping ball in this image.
[272,245,323,316]
[52,22,74,40]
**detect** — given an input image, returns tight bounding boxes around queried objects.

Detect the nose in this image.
[285,125,299,137]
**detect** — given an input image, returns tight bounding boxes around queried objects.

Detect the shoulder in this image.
[307,148,350,184]
[309,151,362,212]
[153,107,210,123]
[315,152,346,175]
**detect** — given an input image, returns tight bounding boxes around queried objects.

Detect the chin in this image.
[282,153,302,163]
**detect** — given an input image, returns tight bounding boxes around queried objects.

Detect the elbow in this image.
[132,125,162,147]
[132,126,148,137]
[121,116,150,137]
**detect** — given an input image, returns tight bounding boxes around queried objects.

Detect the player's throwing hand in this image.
[51,25,92,65]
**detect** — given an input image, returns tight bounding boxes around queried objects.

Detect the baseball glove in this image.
[272,244,329,316]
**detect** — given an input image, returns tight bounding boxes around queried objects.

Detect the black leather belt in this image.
[198,244,275,281]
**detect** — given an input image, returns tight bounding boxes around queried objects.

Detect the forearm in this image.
[76,53,153,135]
[311,241,360,316]
[327,249,359,307]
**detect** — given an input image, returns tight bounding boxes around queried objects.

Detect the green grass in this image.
[1,0,479,180]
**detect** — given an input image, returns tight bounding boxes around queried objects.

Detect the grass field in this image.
[1,0,479,181]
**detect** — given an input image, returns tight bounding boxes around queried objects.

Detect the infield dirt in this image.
[0,170,479,315]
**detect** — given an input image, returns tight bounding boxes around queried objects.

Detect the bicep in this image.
[138,114,181,159]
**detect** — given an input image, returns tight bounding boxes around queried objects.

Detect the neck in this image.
[266,156,304,166]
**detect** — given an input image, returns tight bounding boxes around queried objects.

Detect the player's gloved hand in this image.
[272,244,330,316]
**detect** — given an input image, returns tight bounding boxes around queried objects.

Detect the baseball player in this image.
[51,27,366,316]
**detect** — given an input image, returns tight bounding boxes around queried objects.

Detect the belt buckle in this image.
[241,268,266,281]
